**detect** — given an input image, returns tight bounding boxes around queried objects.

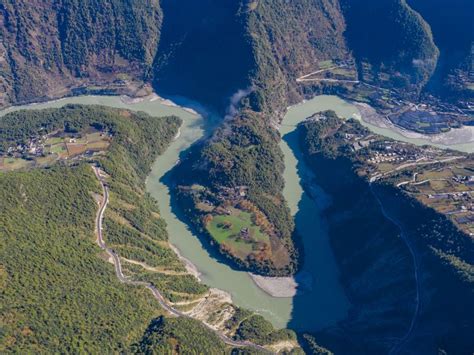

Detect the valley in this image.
[1,0,473,353]
[298,110,473,353]
[0,95,304,353]
[1,92,472,354]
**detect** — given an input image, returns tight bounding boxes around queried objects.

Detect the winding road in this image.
[91,166,271,353]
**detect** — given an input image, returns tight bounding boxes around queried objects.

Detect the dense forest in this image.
[2,0,462,109]
[1,1,471,352]
[0,1,462,276]
[174,109,299,276]
[0,105,209,352]
[0,105,301,353]
[134,317,229,353]
[1,163,162,353]
[0,0,162,105]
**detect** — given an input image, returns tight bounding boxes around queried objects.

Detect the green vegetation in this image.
[0,157,32,171]
[57,0,161,73]
[0,164,160,353]
[201,206,274,266]
[301,335,333,355]
[207,210,268,243]
[342,0,439,90]
[0,105,204,352]
[175,110,297,276]
[1,126,112,172]
[299,113,474,354]
[1,104,298,353]
[244,0,350,113]
[134,316,228,354]
[1,1,162,104]
[235,315,297,346]
[225,307,254,333]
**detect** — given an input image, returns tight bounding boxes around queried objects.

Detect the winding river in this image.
[1,94,471,333]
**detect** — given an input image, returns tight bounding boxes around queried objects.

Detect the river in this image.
[2,94,471,333]
[0,94,292,329]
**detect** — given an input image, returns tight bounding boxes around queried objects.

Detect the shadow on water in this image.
[156,98,257,275]
[283,128,350,332]
[160,165,243,274]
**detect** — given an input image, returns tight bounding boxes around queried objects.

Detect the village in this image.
[328,63,474,136]
[332,117,474,236]
[0,127,112,172]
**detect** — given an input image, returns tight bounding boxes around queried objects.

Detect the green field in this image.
[49,143,67,154]
[206,209,272,260]
[318,60,334,70]
[1,157,32,171]
[44,137,64,145]
[207,209,266,243]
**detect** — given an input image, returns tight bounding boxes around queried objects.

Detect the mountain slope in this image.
[0,106,180,352]
[298,114,474,354]
[0,0,162,106]
[1,0,455,109]
[244,0,351,114]
[407,0,474,101]
[341,0,439,93]
[153,0,253,111]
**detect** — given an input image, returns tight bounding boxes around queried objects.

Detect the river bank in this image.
[249,272,314,298]
[6,92,467,335]
[355,102,474,147]
[0,93,296,329]
[120,93,200,115]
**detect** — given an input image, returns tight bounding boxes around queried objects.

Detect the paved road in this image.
[91,166,272,353]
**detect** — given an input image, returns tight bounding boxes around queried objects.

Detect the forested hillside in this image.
[0,106,180,352]
[0,105,301,353]
[1,2,471,351]
[407,0,474,101]
[1,0,454,110]
[165,0,452,275]
[0,164,160,353]
[0,0,162,106]
[298,115,474,354]
[244,0,351,114]
[341,0,439,92]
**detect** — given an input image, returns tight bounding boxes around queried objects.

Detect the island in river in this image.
[2,93,472,354]
[0,96,305,353]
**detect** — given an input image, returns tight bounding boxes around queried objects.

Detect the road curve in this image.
[91,166,272,353]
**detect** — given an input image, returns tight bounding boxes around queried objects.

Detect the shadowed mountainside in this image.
[407,0,474,101]
[341,0,439,94]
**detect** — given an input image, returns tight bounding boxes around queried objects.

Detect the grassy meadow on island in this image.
[1,0,473,353]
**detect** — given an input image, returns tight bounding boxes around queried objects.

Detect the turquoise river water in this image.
[1,94,471,332]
